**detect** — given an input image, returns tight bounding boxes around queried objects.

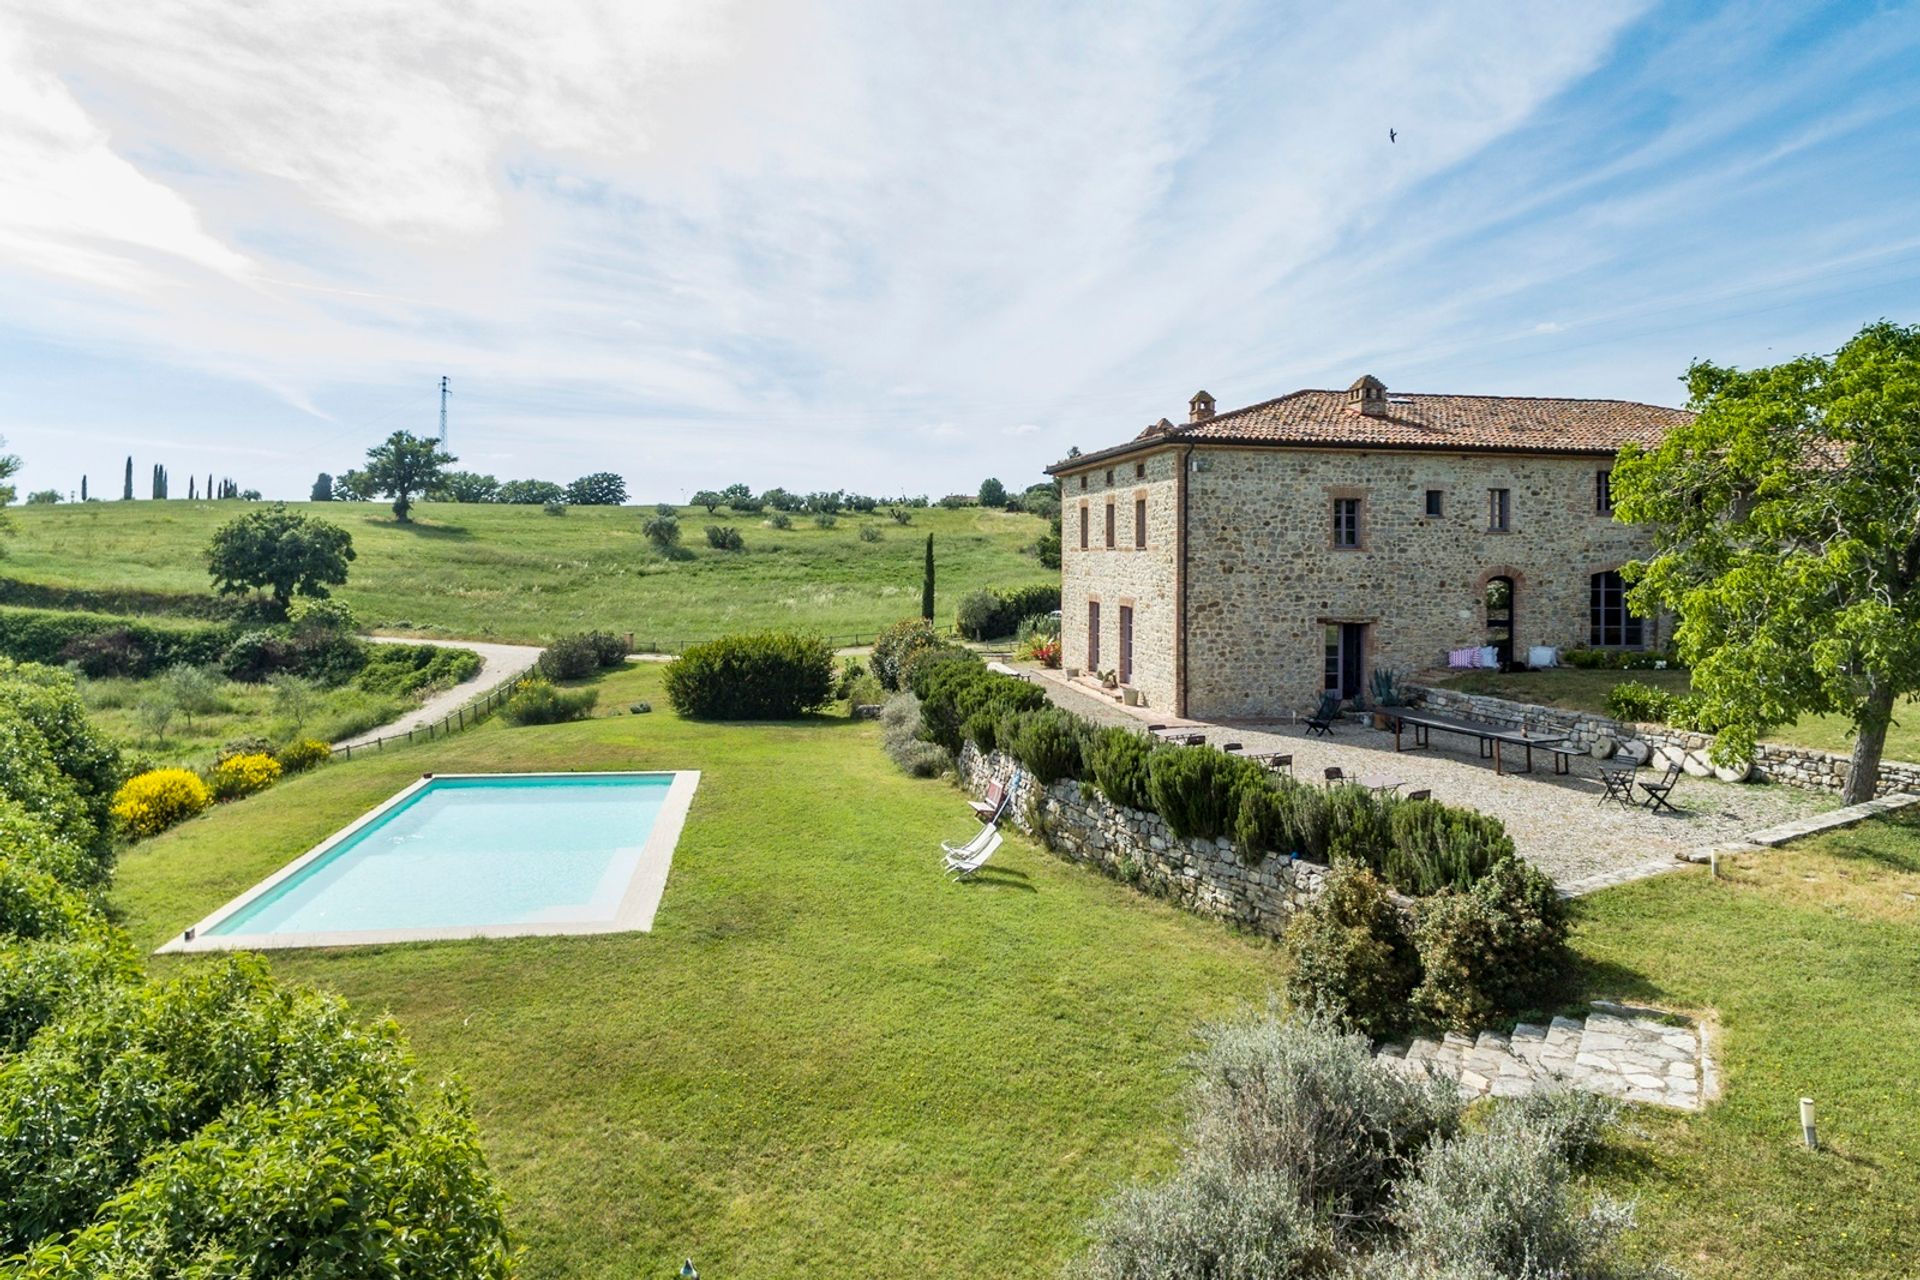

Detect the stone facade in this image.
[1057,440,1659,720]
[958,743,1325,937]
[1410,682,1920,798]
[1059,448,1183,710]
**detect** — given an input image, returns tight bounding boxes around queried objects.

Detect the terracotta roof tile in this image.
[1052,387,1692,471]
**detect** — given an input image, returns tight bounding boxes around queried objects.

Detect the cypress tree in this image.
[187,476,195,500]
[80,475,88,501]
[122,456,133,499]
[921,533,935,621]
[311,472,333,502]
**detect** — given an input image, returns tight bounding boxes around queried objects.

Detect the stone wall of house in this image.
[958,743,1325,936]
[1181,447,1659,720]
[1059,446,1183,710]
[1409,682,1920,797]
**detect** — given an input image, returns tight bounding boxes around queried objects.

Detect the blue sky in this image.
[1,0,1916,502]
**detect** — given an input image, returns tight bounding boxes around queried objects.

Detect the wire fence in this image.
[330,679,519,760]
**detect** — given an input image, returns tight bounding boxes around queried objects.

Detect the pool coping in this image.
[156,770,701,954]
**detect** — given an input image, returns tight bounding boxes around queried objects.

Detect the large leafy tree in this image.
[566,472,628,506]
[205,504,356,617]
[436,471,501,503]
[361,431,454,522]
[1613,320,1920,803]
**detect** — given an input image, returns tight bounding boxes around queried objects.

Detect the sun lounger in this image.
[945,830,1003,879]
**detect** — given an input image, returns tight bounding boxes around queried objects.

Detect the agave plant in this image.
[1368,667,1407,707]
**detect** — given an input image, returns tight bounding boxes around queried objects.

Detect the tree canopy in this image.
[1613,320,1920,802]
[566,472,628,506]
[978,477,1007,507]
[205,504,356,616]
[361,431,454,522]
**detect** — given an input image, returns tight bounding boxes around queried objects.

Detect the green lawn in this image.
[81,673,406,767]
[1574,815,1920,1279]
[1438,667,1920,763]
[5,501,1050,647]
[112,664,1285,1279]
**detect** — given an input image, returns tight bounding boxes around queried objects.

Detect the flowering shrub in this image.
[1025,637,1061,667]
[207,752,282,802]
[110,769,212,839]
[273,738,332,774]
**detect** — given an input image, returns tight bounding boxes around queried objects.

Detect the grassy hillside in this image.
[114,663,1286,1278]
[4,500,1052,646]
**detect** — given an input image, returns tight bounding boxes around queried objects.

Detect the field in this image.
[3,500,1052,647]
[81,672,404,764]
[113,663,1287,1278]
[1439,667,1920,764]
[1575,815,1920,1279]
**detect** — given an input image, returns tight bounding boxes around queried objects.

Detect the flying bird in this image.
[1389,128,1397,143]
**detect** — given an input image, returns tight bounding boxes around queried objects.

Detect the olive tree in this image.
[1613,320,1920,803]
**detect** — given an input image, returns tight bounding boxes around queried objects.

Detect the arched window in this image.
[1589,570,1644,648]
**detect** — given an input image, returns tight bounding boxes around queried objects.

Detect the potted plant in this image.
[1367,667,1407,729]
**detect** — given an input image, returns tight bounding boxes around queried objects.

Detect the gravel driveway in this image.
[1035,672,1832,887]
[334,637,544,749]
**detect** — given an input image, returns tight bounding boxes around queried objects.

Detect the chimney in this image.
[1347,374,1387,417]
[1188,390,1216,423]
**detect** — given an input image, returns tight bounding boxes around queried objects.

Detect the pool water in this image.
[205,774,677,939]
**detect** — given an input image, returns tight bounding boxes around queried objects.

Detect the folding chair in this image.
[1597,766,1638,808]
[1638,763,1684,814]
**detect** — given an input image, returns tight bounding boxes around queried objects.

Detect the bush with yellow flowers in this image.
[206,752,282,802]
[110,769,213,840]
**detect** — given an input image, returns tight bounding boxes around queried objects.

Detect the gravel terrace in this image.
[1034,671,1834,887]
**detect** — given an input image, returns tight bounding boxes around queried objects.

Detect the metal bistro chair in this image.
[1305,692,1341,737]
[1597,765,1639,808]
[1405,788,1431,802]
[1638,763,1685,815]
[1264,753,1294,777]
[1323,765,1345,786]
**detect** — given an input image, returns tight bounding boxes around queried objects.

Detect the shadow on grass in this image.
[364,516,474,540]
[960,867,1035,893]
[1568,955,1667,1008]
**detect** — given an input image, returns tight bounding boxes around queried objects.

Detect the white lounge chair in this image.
[942,823,996,862]
[945,830,1003,880]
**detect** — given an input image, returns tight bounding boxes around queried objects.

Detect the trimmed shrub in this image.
[952,584,1062,640]
[1605,679,1676,723]
[1087,727,1157,811]
[1412,858,1572,1032]
[536,631,628,681]
[1073,1153,1332,1280]
[999,707,1084,784]
[111,768,213,839]
[1146,746,1264,841]
[704,525,744,551]
[503,677,598,726]
[1383,799,1515,895]
[895,639,968,693]
[913,657,1048,756]
[663,631,836,720]
[870,616,943,690]
[273,738,331,774]
[880,693,948,777]
[1281,866,1420,1038]
[1324,783,1395,868]
[206,752,282,802]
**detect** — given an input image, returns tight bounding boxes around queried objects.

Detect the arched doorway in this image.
[1485,576,1515,670]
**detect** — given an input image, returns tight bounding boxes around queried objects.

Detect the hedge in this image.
[663,630,836,719]
[0,606,234,672]
[953,583,1060,640]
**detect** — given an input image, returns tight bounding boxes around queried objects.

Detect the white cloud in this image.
[3,1,1909,499]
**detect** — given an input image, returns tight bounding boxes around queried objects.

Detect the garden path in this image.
[334,637,543,749]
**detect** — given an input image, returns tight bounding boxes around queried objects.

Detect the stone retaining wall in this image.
[958,744,1326,937]
[1408,683,1920,798]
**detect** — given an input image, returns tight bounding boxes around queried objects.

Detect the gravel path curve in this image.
[334,636,544,749]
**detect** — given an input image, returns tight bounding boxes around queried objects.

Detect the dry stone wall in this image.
[1410,682,1920,798]
[958,743,1325,937]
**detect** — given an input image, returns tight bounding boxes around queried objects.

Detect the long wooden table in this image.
[1383,709,1577,777]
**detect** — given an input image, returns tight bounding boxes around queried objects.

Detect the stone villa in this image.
[1047,376,1693,720]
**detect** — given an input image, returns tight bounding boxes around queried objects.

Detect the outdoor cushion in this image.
[1528,645,1559,668]
[1477,645,1499,668]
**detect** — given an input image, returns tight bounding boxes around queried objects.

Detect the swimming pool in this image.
[161,771,699,952]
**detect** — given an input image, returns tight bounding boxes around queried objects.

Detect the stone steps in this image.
[1378,1002,1712,1111]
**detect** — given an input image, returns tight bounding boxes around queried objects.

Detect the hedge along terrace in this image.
[0,656,514,1274]
[952,583,1060,641]
[891,645,1571,1035]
